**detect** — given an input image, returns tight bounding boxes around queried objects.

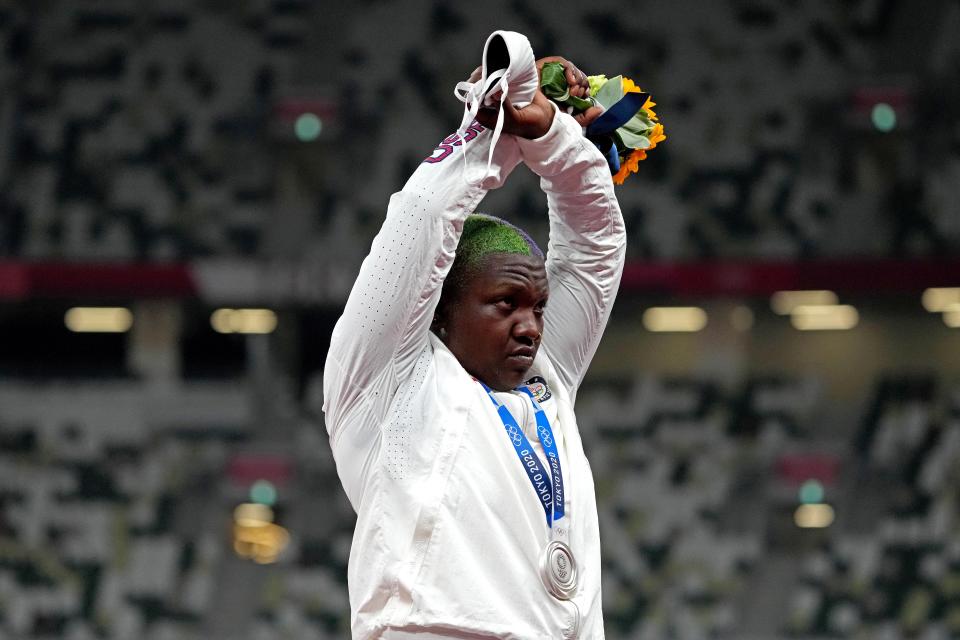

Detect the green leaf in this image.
[540,61,594,112]
[540,62,568,100]
[613,131,628,153]
[593,75,624,109]
[616,127,651,149]
[565,95,595,111]
[620,112,654,137]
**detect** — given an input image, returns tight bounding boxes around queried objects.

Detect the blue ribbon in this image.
[586,92,649,136]
[585,92,648,175]
[603,142,621,173]
[479,382,566,527]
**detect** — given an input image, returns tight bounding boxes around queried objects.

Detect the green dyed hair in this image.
[455,214,544,267]
[434,214,544,324]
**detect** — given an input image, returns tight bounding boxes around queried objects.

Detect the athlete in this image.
[323,46,625,638]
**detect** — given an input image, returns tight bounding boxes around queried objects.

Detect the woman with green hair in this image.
[324,44,625,639]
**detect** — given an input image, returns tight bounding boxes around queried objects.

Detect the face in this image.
[439,253,549,392]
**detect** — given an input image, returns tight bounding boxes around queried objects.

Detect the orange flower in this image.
[612,148,645,185]
[642,96,658,121]
[605,77,665,185]
[623,78,659,121]
[648,123,666,147]
[621,77,644,94]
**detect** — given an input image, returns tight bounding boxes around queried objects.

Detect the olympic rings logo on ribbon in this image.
[538,426,553,448]
[506,425,523,447]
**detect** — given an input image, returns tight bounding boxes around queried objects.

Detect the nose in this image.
[513,310,542,343]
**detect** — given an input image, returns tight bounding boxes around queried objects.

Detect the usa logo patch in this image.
[524,376,552,403]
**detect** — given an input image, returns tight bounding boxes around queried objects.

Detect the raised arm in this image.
[322,125,524,442]
[518,90,627,399]
[323,77,568,441]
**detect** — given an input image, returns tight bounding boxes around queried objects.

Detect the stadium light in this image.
[294,113,322,141]
[770,290,838,315]
[871,103,897,132]
[233,503,274,528]
[64,307,133,333]
[232,502,289,564]
[250,479,277,506]
[794,503,835,528]
[790,305,859,331]
[642,306,708,332]
[211,308,278,334]
[944,305,960,328]
[922,287,960,312]
[798,479,825,504]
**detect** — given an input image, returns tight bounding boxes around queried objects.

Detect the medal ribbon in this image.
[479,381,566,527]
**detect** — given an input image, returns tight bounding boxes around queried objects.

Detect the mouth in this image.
[506,347,536,368]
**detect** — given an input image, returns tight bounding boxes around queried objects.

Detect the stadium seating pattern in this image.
[0,371,845,639]
[2,0,959,263]
[2,1,960,639]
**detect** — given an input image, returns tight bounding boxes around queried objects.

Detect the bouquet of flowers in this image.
[540,62,665,184]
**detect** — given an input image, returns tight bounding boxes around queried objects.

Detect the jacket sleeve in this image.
[517,109,627,400]
[323,124,522,447]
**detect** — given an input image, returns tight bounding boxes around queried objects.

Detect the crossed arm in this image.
[323,60,626,446]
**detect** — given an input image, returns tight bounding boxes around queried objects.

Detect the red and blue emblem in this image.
[523,376,552,403]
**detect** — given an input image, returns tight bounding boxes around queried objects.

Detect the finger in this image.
[565,65,588,91]
[468,66,482,84]
[573,105,604,128]
[535,56,566,74]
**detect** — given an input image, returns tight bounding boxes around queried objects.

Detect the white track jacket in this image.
[323,106,626,639]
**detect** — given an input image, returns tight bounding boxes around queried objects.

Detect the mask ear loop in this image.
[454,71,508,186]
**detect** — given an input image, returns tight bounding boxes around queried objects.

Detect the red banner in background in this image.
[227,453,294,488]
[619,258,960,297]
[2,258,959,302]
[0,261,195,300]
[775,453,842,486]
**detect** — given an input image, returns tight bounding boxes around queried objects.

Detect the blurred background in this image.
[1,0,959,638]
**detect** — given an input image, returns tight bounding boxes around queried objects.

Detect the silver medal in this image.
[540,540,578,600]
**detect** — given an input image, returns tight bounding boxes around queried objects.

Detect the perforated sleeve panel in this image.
[323,124,523,448]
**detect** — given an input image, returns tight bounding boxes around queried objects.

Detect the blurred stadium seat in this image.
[2,1,960,638]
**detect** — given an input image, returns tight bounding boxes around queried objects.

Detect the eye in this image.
[495,296,516,312]
[534,299,548,316]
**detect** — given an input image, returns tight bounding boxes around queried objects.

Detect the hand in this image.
[536,56,589,98]
[535,56,603,129]
[469,55,603,138]
[467,56,593,99]
[464,65,554,139]
[476,90,555,139]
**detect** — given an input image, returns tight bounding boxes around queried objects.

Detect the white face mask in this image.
[452,30,539,185]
